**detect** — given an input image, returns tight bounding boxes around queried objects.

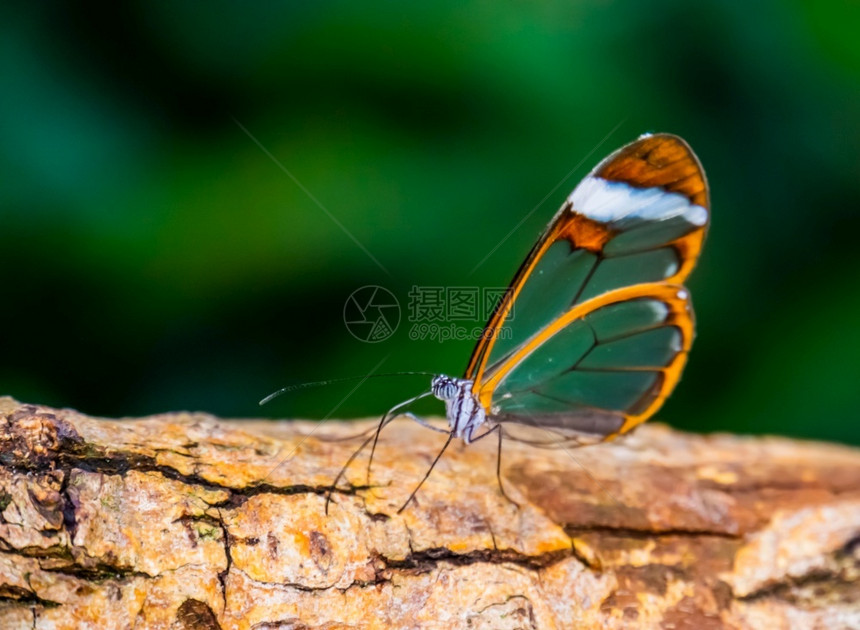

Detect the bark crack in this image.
[214,508,231,615]
[734,538,860,604]
[565,524,741,540]
[384,545,572,574]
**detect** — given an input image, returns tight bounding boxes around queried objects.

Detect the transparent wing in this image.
[480,284,694,446]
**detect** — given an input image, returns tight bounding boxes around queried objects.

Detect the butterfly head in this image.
[430,374,460,401]
[431,374,487,442]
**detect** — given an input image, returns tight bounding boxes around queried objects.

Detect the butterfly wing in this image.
[466,133,709,445]
[482,284,694,446]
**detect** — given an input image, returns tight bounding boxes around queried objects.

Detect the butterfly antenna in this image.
[260,371,437,405]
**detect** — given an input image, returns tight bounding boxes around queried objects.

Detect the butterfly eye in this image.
[431,376,453,400]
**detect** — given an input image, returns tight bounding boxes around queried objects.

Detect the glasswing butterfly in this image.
[327,132,709,512]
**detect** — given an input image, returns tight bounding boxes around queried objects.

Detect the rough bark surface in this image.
[0,397,859,629]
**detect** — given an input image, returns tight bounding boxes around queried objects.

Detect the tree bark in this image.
[0,396,858,629]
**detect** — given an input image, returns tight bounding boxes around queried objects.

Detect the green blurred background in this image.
[2,1,858,444]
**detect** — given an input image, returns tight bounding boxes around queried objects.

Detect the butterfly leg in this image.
[402,412,450,434]
[494,426,519,508]
[366,408,399,486]
[466,424,519,509]
[325,432,375,515]
[366,392,436,486]
[397,432,454,514]
[327,404,405,514]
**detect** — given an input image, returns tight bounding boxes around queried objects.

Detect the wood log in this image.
[0,396,858,629]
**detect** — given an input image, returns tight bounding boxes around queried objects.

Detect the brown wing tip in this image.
[595,133,709,209]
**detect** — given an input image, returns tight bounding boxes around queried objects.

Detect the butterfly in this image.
[330,132,709,513]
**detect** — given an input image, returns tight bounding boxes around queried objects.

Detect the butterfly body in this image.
[431,374,487,444]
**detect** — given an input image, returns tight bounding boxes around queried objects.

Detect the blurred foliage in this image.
[1,1,858,445]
